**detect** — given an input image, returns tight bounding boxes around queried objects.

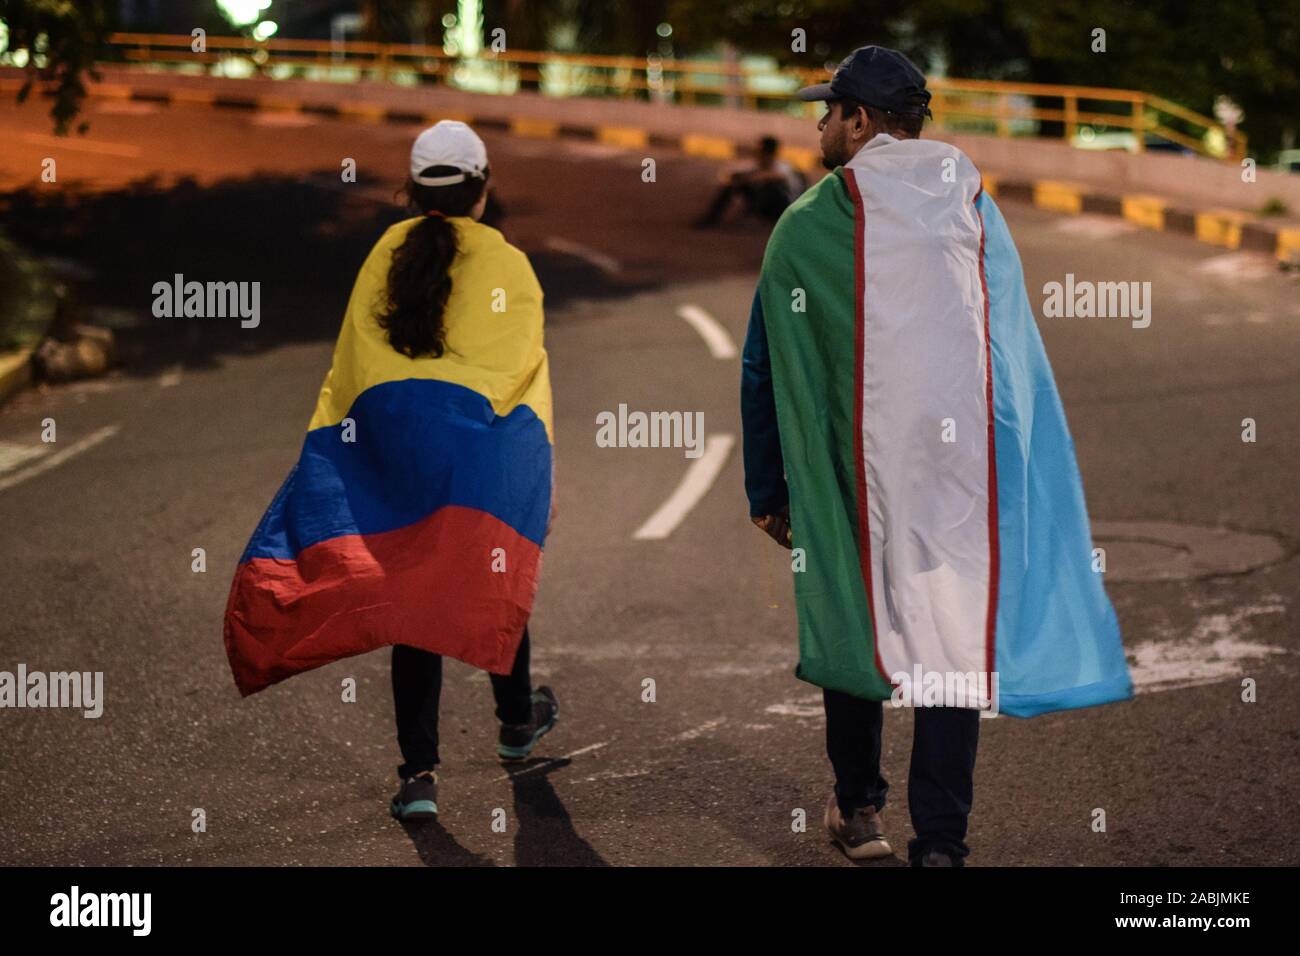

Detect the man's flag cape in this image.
[751,134,1133,717]
[224,218,553,696]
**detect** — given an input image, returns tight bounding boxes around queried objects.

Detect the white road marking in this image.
[158,365,183,388]
[576,769,651,785]
[1130,602,1287,693]
[676,303,738,359]
[632,433,735,540]
[0,441,49,476]
[764,701,824,719]
[543,236,621,275]
[0,424,120,493]
[700,662,783,677]
[1130,635,1287,693]
[674,718,725,741]
[21,133,142,158]
[495,741,609,781]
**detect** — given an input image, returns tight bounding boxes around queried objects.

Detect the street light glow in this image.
[217,0,273,29]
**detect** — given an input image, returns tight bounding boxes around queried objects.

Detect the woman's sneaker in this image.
[824,793,893,860]
[497,687,559,761]
[390,771,438,820]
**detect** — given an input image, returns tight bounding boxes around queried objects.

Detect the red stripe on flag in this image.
[224,505,541,696]
[842,169,892,688]
[973,187,1001,682]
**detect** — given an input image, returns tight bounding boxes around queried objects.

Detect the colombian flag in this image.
[224,217,553,696]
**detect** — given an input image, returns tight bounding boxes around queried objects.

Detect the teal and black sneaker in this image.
[389,771,438,820]
[497,686,559,761]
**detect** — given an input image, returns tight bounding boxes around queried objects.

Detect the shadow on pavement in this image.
[0,173,661,380]
[507,758,610,867]
[401,819,498,867]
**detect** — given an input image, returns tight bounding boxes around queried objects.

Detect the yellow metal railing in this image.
[103,33,1246,161]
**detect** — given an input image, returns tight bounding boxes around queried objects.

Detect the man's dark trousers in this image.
[823,688,980,863]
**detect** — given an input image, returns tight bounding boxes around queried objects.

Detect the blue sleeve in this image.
[740,289,788,517]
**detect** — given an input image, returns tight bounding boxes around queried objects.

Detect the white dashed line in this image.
[632,433,735,540]
[676,303,738,359]
[0,425,120,493]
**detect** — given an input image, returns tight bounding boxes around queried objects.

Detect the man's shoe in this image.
[390,771,438,820]
[913,849,958,867]
[824,793,893,860]
[497,686,559,761]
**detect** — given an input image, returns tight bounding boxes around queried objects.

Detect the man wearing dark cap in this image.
[740,45,1132,866]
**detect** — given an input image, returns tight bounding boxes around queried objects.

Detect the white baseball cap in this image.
[409,120,489,186]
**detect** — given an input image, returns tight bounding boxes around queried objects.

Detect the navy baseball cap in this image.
[797,45,932,118]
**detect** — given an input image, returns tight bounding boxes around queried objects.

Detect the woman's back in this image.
[310,216,551,442]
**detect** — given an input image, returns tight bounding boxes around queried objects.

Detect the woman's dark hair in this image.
[378,165,489,359]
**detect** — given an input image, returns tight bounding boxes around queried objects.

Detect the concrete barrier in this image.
[4,65,1298,262]
[37,64,1296,213]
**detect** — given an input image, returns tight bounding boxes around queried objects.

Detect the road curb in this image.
[981,177,1298,260]
[13,76,1300,263]
[0,348,33,407]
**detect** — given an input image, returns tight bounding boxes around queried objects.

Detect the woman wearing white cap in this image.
[382,122,559,820]
[226,120,558,822]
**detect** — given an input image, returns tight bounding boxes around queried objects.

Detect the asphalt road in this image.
[0,95,1297,866]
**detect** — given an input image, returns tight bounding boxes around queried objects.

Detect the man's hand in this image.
[751,505,792,550]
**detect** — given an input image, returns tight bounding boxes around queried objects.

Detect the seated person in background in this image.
[694,135,807,228]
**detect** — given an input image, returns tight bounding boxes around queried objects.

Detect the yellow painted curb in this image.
[0,349,33,405]
[598,125,649,149]
[1276,227,1300,263]
[682,134,736,160]
[1121,195,1167,231]
[1033,181,1084,215]
[779,146,819,174]
[511,117,559,139]
[257,95,302,112]
[339,101,387,122]
[168,88,216,105]
[1195,209,1248,249]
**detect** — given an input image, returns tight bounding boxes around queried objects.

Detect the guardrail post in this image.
[1064,93,1077,142]
[1133,99,1145,152]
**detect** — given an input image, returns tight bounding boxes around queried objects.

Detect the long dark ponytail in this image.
[378,166,489,359]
